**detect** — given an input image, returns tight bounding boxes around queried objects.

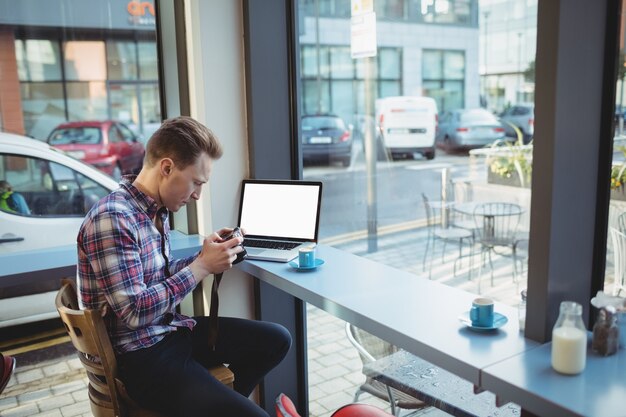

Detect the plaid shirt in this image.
[78,176,198,354]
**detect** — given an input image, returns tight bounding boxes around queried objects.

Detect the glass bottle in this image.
[551,301,587,375]
[592,306,619,356]
[518,289,527,332]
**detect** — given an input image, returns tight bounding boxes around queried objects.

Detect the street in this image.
[304,145,478,239]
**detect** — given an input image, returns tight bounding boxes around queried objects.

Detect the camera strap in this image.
[207,272,223,350]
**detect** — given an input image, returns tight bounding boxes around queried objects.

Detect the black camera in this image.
[221,227,247,264]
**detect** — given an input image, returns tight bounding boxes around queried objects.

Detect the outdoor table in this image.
[454,202,525,238]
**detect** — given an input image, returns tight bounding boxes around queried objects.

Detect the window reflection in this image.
[299,1,537,414]
[604,0,626,296]
[1,2,161,141]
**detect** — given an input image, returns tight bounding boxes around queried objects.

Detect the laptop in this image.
[237,179,323,262]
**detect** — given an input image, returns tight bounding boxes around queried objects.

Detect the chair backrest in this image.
[421,193,435,229]
[610,227,626,296]
[346,323,397,366]
[473,202,522,244]
[55,279,126,417]
[617,211,626,234]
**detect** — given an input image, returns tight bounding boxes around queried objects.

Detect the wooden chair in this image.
[55,279,234,417]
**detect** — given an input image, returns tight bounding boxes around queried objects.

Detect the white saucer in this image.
[458,311,508,331]
[289,258,325,271]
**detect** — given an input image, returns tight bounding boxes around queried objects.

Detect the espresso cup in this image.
[470,297,495,327]
[298,246,316,268]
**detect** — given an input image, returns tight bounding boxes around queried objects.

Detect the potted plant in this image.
[486,140,533,188]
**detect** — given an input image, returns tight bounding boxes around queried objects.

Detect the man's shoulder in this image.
[80,188,138,232]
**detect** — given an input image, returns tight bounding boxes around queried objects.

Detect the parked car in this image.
[47,120,145,180]
[499,103,534,144]
[436,108,506,152]
[302,114,352,167]
[375,96,438,160]
[0,132,118,327]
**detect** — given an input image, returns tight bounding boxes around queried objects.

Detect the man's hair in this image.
[145,116,223,168]
[0,180,11,193]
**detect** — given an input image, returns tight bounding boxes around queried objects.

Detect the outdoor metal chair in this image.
[447,177,477,234]
[472,202,522,293]
[55,279,234,417]
[617,211,626,233]
[421,193,473,278]
[610,227,626,296]
[345,323,427,416]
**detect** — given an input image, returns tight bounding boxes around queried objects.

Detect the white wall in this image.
[185,0,254,319]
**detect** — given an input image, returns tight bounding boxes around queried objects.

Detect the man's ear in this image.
[159,158,174,177]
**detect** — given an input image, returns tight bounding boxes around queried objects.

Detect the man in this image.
[77,116,291,417]
[0,180,30,214]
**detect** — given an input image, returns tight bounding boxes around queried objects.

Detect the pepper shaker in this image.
[592,306,619,356]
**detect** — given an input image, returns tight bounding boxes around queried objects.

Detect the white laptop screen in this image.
[238,181,322,241]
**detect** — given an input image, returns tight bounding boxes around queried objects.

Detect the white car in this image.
[0,132,118,327]
[375,96,438,160]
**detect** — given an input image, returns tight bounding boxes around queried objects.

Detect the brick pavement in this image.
[0,225,563,417]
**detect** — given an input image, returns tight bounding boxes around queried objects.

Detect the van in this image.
[375,96,438,160]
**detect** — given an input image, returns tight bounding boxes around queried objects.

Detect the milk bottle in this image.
[551,301,587,375]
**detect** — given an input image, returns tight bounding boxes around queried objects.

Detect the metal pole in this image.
[364,57,378,252]
[483,11,490,107]
[315,0,322,112]
[517,32,523,103]
[441,168,449,228]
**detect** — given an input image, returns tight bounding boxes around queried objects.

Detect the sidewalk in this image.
[1,225,533,417]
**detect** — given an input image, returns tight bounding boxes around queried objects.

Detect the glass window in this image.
[302,45,330,78]
[48,127,102,145]
[605,0,626,297]
[66,81,108,120]
[15,39,62,82]
[422,50,442,79]
[329,46,353,78]
[443,50,465,79]
[423,50,465,111]
[107,41,138,80]
[0,154,109,217]
[20,82,65,139]
[63,41,107,81]
[379,49,401,79]
[138,41,159,80]
[297,1,536,414]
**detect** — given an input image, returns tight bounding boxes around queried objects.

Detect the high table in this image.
[481,336,626,417]
[238,245,537,387]
[240,244,626,417]
[5,240,623,416]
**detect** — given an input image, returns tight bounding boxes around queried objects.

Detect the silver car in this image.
[436,109,506,152]
[500,103,535,143]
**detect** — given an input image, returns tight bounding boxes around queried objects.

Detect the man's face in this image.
[159,153,212,212]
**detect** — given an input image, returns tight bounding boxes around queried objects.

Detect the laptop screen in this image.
[238,180,322,242]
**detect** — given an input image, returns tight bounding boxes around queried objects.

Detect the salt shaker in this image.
[592,306,619,356]
[518,289,527,332]
[551,301,587,375]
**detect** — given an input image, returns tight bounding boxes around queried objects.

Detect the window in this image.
[296,1,536,414]
[0,154,109,217]
[300,45,401,124]
[422,50,465,112]
[9,32,160,140]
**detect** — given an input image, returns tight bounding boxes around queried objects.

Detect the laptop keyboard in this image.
[244,239,300,250]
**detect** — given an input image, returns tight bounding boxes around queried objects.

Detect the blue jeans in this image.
[118,317,291,417]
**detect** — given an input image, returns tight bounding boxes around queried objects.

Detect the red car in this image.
[47,121,145,180]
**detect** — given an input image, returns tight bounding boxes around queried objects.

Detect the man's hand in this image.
[189,231,244,282]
